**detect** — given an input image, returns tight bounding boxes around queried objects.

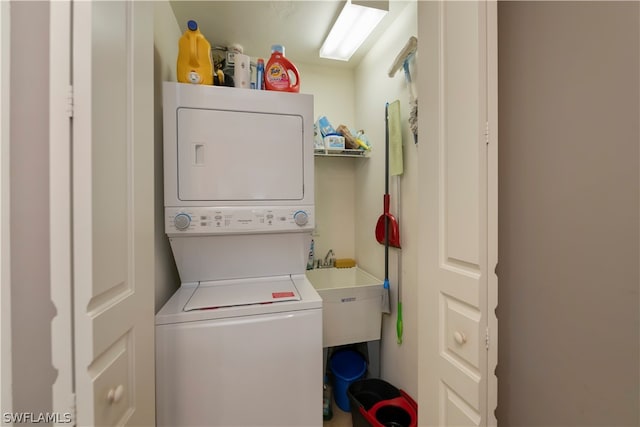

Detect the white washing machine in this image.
[156,82,322,426]
[155,275,322,426]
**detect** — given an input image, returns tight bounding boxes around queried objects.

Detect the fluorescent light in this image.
[320,0,388,61]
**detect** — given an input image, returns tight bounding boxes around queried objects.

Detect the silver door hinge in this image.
[67,85,73,118]
[485,122,489,145]
[485,327,490,350]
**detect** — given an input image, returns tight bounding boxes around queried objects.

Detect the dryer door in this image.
[177,107,304,201]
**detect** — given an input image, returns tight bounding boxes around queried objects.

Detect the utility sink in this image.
[306,267,383,348]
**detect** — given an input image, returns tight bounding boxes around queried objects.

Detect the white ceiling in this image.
[169,1,411,70]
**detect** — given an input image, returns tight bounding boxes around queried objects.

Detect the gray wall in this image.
[9,0,56,418]
[497,2,639,425]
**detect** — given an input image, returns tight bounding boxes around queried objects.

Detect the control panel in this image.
[165,206,314,235]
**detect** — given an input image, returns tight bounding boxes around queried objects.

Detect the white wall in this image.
[153,2,181,311]
[355,1,418,396]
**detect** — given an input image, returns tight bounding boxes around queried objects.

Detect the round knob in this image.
[174,213,191,230]
[107,384,124,404]
[293,211,308,226]
[454,331,467,345]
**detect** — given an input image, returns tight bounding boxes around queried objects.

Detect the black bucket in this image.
[347,379,404,427]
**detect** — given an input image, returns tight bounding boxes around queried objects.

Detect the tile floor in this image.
[322,386,353,427]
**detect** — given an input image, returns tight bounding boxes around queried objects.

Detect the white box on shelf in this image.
[324,135,345,151]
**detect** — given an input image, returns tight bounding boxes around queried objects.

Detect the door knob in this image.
[107,384,124,404]
[454,331,467,345]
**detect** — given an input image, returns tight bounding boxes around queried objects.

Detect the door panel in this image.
[73,1,154,425]
[88,333,133,426]
[442,384,482,426]
[89,1,128,299]
[418,1,497,426]
[177,108,304,201]
[444,1,483,266]
[442,296,482,371]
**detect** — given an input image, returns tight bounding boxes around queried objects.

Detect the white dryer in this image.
[156,82,322,426]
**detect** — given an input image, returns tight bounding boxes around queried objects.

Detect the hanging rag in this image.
[388,100,404,177]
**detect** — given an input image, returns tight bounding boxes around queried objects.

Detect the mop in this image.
[388,36,418,144]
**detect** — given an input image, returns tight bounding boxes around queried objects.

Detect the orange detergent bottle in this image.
[264,45,300,93]
[177,20,213,85]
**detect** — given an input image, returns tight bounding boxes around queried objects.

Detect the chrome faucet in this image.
[322,249,335,268]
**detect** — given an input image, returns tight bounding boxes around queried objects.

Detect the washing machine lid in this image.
[184,275,301,311]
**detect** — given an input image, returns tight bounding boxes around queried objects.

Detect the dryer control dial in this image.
[174,213,192,230]
[293,210,309,226]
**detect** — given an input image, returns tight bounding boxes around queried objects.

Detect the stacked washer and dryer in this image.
[156,82,322,426]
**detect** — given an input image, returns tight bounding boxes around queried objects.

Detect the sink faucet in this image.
[323,249,335,267]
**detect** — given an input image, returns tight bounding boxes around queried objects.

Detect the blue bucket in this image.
[330,350,367,412]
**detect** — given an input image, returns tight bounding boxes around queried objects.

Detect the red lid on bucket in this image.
[360,391,418,427]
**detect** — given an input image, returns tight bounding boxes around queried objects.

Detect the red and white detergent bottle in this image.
[264,44,300,93]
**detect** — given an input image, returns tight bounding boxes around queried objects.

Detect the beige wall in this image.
[153,2,181,311]
[497,2,639,425]
[9,0,56,417]
[355,1,418,397]
[0,0,12,416]
[297,62,357,263]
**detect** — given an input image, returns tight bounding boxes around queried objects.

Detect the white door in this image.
[50,1,155,425]
[417,1,498,426]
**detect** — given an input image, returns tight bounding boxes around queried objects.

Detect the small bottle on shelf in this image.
[255,58,265,90]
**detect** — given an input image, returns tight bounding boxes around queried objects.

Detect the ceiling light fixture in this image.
[319,0,388,62]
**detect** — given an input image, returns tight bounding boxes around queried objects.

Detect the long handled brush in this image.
[382,103,391,314]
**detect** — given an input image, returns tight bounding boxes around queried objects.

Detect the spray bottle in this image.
[306,239,315,270]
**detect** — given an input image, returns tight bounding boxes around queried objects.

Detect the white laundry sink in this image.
[306,267,383,348]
